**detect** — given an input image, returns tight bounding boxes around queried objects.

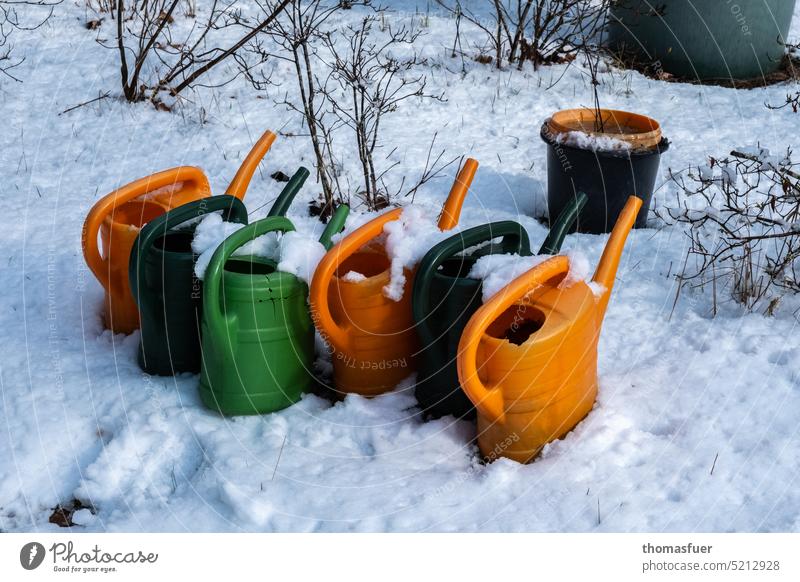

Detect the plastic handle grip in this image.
[318,204,350,250]
[267,167,310,218]
[82,166,208,291]
[457,255,571,424]
[538,192,588,255]
[204,216,296,343]
[129,195,248,328]
[309,207,403,356]
[224,130,277,200]
[412,221,531,355]
[437,158,478,231]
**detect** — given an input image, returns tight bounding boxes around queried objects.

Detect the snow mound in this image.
[192,214,323,282]
[191,213,248,279]
[381,205,463,301]
[555,130,632,152]
[277,231,327,285]
[469,251,592,302]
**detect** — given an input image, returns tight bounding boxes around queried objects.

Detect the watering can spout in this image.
[438,158,478,231]
[224,129,277,199]
[591,195,642,315]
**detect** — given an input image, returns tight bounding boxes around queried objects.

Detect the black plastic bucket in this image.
[541,124,669,234]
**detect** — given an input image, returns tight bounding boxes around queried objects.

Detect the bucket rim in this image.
[545,108,662,147]
[540,123,670,158]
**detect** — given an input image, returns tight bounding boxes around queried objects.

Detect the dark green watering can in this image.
[411,192,588,419]
[199,204,350,415]
[130,168,310,376]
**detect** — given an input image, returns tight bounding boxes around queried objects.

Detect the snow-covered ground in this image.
[2,1,800,532]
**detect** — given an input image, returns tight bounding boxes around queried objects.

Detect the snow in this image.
[191,212,249,279]
[2,1,800,533]
[191,211,330,283]
[553,129,633,152]
[276,232,327,285]
[381,205,465,300]
[468,250,592,302]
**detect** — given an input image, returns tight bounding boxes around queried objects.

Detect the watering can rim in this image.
[477,277,598,349]
[220,257,307,289]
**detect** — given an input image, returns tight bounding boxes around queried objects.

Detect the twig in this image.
[59,91,111,115]
[731,150,800,181]
[271,435,287,481]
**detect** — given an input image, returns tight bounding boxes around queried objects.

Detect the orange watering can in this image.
[457,196,642,463]
[82,130,276,334]
[310,158,479,397]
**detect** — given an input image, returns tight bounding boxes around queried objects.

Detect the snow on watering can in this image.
[412,193,587,419]
[309,158,478,397]
[457,196,641,463]
[199,205,350,415]
[129,167,310,376]
[82,130,277,334]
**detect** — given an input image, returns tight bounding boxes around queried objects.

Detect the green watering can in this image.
[411,192,588,419]
[199,204,350,415]
[130,168,311,376]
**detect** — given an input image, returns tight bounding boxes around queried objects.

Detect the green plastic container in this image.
[608,0,796,80]
[130,195,248,376]
[129,168,310,376]
[199,206,349,415]
[412,193,587,419]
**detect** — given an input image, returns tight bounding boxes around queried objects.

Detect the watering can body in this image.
[457,196,642,463]
[199,218,311,414]
[326,241,417,396]
[412,194,587,419]
[200,207,350,415]
[82,130,276,334]
[130,195,249,376]
[310,158,478,397]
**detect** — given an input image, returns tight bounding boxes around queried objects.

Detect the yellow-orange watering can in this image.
[82,130,276,334]
[457,196,642,463]
[310,158,478,397]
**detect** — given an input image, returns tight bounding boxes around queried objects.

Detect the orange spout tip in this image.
[224,129,277,200]
[437,157,478,231]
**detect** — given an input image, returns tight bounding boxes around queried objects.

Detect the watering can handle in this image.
[203,216,296,344]
[309,207,404,357]
[129,195,249,329]
[457,255,571,424]
[438,158,478,231]
[267,167,310,217]
[538,192,588,255]
[82,166,209,291]
[412,221,531,354]
[318,204,350,250]
[224,129,277,200]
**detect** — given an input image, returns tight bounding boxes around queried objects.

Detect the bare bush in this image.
[100,0,290,106]
[324,14,451,209]
[658,149,800,314]
[250,1,453,213]
[0,0,60,82]
[249,0,350,215]
[435,0,609,70]
[767,92,800,113]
